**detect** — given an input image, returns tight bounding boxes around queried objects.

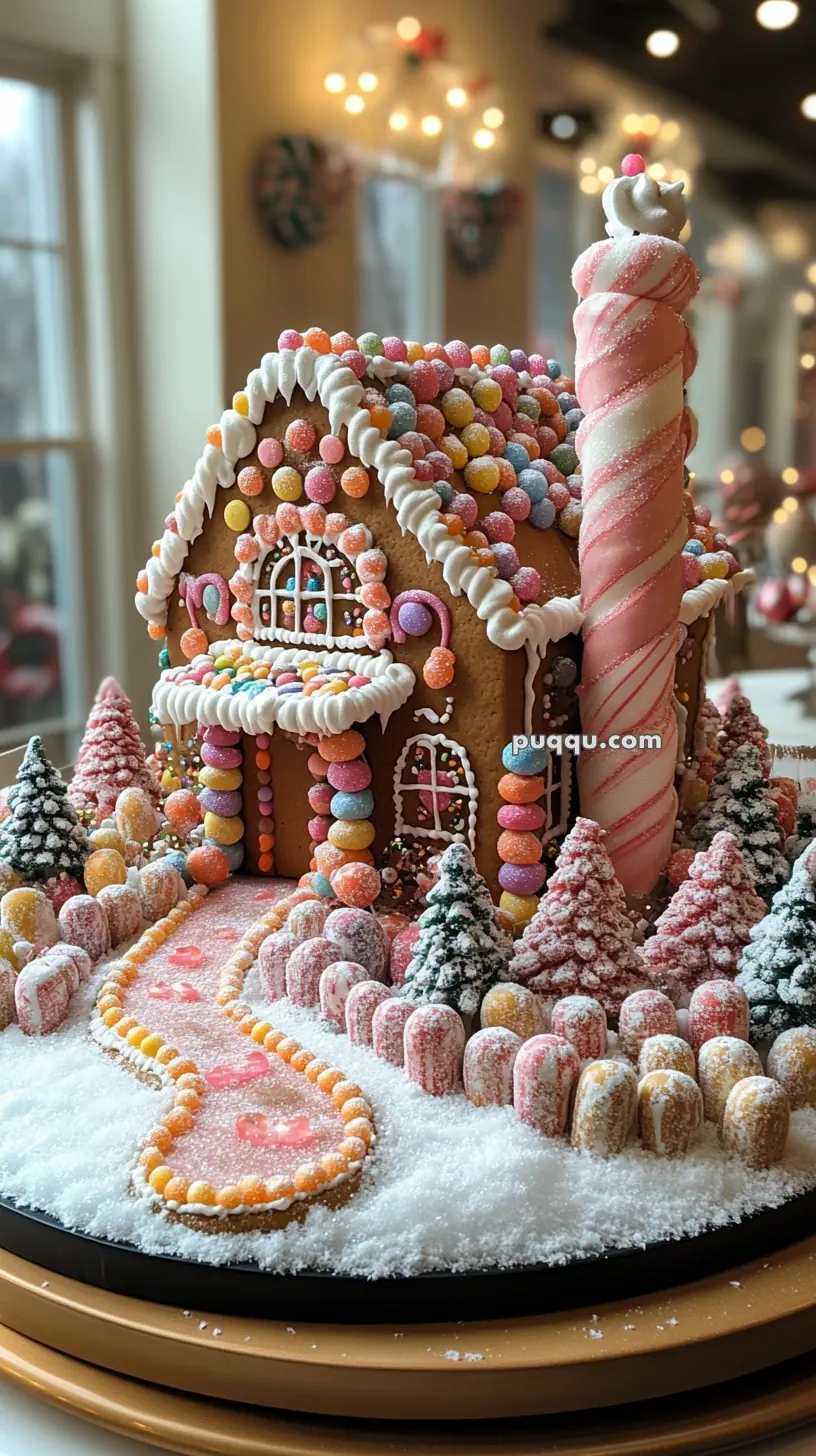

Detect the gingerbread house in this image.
[136,334,585,918]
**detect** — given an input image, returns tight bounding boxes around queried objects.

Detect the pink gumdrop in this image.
[58,895,110,963]
[430,357,454,393]
[308,816,330,842]
[445,339,472,368]
[493,401,513,434]
[449,493,478,531]
[258,930,300,1000]
[482,511,515,544]
[285,418,316,452]
[345,979,392,1047]
[682,553,702,588]
[404,1005,465,1095]
[537,459,566,486]
[689,980,749,1054]
[427,451,453,481]
[492,543,521,580]
[342,349,367,379]
[44,875,83,914]
[693,503,712,526]
[491,365,519,406]
[551,995,607,1062]
[372,997,417,1067]
[307,752,329,780]
[278,329,303,350]
[390,923,421,987]
[502,489,532,522]
[622,153,646,177]
[285,937,339,1007]
[308,782,334,815]
[319,434,345,464]
[319,960,369,1027]
[512,1033,580,1137]
[618,989,677,1062]
[510,567,542,602]
[464,1027,523,1107]
[97,884,141,947]
[258,437,283,468]
[548,482,570,511]
[497,803,546,831]
[327,759,372,792]
[382,336,408,362]
[304,465,336,504]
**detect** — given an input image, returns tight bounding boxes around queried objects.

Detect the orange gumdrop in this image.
[471,345,490,367]
[340,466,370,498]
[303,327,332,354]
[136,572,148,594]
[148,623,165,640]
[318,729,366,762]
[497,830,543,866]
[498,773,545,805]
[360,581,391,610]
[181,626,209,660]
[423,647,456,690]
[416,404,445,439]
[258,853,274,872]
[368,404,392,434]
[405,340,425,363]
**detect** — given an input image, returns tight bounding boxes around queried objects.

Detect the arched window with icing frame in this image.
[253,535,362,648]
[393,733,478,852]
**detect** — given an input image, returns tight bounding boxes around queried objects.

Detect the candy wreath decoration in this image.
[253,135,354,250]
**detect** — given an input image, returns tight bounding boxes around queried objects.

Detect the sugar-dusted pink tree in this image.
[506,817,645,1016]
[718,693,771,779]
[69,677,159,824]
[643,831,766,1005]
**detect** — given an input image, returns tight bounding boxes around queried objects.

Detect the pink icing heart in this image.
[205,1049,269,1090]
[168,945,204,969]
[148,982,202,1002]
[253,889,279,901]
[418,769,455,813]
[212,926,240,942]
[236,1113,315,1148]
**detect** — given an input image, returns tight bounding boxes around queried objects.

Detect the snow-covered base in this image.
[2,961,816,1278]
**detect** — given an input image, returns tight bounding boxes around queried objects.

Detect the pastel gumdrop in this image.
[723,1076,790,1169]
[285,937,339,1008]
[372,997,417,1067]
[571,1059,638,1157]
[97,883,141,946]
[1,887,58,950]
[187,844,229,886]
[115,786,159,846]
[345,979,391,1047]
[618,989,676,1063]
[84,848,128,897]
[464,1027,523,1107]
[689,980,749,1054]
[637,1034,696,1081]
[697,1036,763,1127]
[139,859,185,922]
[58,895,110,962]
[164,790,202,836]
[551,995,607,1061]
[88,827,127,857]
[767,1026,816,1110]
[286,899,331,941]
[638,1070,703,1157]
[512,1033,580,1137]
[389,923,420,987]
[257,931,299,1000]
[324,906,389,981]
[319,960,369,1027]
[404,1004,465,1094]
[480,982,548,1041]
[330,861,381,909]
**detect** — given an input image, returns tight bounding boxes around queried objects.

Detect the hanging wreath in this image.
[443,184,523,274]
[253,135,354,249]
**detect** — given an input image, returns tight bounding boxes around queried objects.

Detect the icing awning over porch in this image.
[153,643,415,738]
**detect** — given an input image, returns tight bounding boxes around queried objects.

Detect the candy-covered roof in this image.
[135,331,585,655]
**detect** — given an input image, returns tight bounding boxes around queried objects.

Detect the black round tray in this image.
[2,1187,816,1324]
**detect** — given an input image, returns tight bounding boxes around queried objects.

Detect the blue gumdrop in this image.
[557,392,579,412]
[684,538,705,556]
[502,741,548,775]
[312,873,335,898]
[435,481,454,508]
[551,443,579,476]
[517,469,548,504]
[547,359,562,379]
[565,408,584,430]
[314,602,328,621]
[205,838,244,873]
[202,582,221,617]
[504,442,531,475]
[164,847,192,884]
[330,788,375,821]
[529,496,557,530]
[306,577,321,592]
[386,382,416,407]
[286,576,296,591]
[158,648,171,670]
[387,400,418,439]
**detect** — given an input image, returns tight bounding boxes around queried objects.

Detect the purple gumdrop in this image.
[398,602,433,637]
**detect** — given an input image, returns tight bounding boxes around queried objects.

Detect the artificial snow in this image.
[2,950,816,1279]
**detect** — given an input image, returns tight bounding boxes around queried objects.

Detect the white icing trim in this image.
[392,732,478,851]
[135,345,583,653]
[679,569,754,626]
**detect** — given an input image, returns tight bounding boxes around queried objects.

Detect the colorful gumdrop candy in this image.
[638,1070,702,1157]
[513,1034,579,1137]
[257,931,299,1000]
[551,995,607,1061]
[187,844,230,886]
[285,937,339,1007]
[389,923,420,987]
[319,960,368,1027]
[572,1059,638,1156]
[0,862,20,897]
[43,874,84,914]
[723,1076,790,1169]
[88,827,127,857]
[697,1036,762,1126]
[115,786,159,846]
[324,907,389,981]
[330,861,381,909]
[372,997,416,1067]
[618,989,677,1063]
[1,887,58,952]
[464,1027,522,1107]
[287,899,332,941]
[345,979,392,1046]
[163,789,202,837]
[767,1026,816,1110]
[58,895,110,962]
[96,883,141,946]
[139,859,185,922]
[688,980,749,1054]
[84,848,128,897]
[637,1034,696,1081]
[0,959,16,1030]
[480,982,548,1041]
[404,1004,465,1094]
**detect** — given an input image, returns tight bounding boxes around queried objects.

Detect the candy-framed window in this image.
[253,537,359,648]
[393,732,478,852]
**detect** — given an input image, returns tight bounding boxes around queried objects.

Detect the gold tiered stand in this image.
[3,1234,816,1454]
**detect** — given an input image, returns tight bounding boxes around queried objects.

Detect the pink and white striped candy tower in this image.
[573,156,701,896]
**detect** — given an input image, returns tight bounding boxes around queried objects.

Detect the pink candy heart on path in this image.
[205,1049,269,1090]
[253,889,279,901]
[212,926,240,942]
[168,945,204,969]
[148,982,203,1002]
[236,1113,315,1149]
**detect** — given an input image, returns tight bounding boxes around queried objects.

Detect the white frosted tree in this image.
[402,843,511,1017]
[737,843,816,1038]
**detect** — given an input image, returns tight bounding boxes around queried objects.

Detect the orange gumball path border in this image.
[90,878,375,1224]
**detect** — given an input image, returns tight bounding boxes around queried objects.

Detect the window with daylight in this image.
[254,537,363,647]
[393,734,478,852]
[0,72,84,757]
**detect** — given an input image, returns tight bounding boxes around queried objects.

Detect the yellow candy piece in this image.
[441,388,475,428]
[212,654,235,670]
[272,466,303,501]
[472,377,503,413]
[465,457,500,494]
[327,818,375,851]
[116,786,158,844]
[499,890,539,926]
[161,770,182,793]
[89,827,127,856]
[203,812,245,845]
[301,666,320,681]
[439,434,468,470]
[0,927,20,970]
[224,499,251,531]
[232,392,249,416]
[85,848,128,896]
[461,422,490,458]
[1,887,57,947]
[699,554,729,580]
[199,766,243,792]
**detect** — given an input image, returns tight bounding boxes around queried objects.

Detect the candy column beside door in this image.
[199,726,245,871]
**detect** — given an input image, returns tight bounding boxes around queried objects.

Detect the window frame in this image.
[393,732,478,851]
